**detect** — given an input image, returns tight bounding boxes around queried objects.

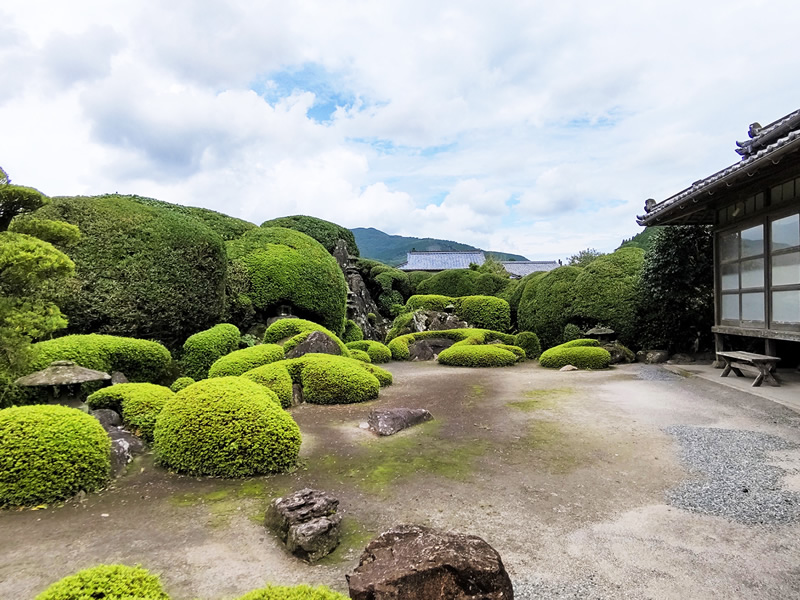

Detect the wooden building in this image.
[637,109,800,358]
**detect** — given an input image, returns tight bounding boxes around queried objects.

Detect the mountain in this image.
[351,227,528,266]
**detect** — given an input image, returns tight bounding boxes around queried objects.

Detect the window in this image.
[770,212,800,327]
[719,224,765,326]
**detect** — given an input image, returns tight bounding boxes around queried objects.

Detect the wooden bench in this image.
[716,351,781,387]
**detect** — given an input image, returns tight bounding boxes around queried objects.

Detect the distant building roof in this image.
[501,261,559,278]
[398,251,485,271]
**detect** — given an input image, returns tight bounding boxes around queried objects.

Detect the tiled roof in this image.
[501,261,559,277]
[398,251,485,271]
[638,108,800,226]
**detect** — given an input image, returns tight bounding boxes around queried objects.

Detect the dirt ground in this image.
[2,361,799,599]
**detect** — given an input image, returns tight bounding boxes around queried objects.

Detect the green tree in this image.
[0,166,49,231]
[567,247,605,267]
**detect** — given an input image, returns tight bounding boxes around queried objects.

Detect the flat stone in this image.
[285,330,342,359]
[347,524,513,600]
[560,365,578,371]
[368,408,433,436]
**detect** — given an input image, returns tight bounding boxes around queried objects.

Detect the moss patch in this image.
[317,518,375,565]
[511,419,601,474]
[507,387,573,412]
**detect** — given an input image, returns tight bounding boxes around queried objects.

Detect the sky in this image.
[2,1,799,261]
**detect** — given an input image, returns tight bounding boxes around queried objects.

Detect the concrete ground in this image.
[1,361,799,599]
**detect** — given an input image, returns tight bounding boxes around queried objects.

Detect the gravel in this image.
[513,574,631,600]
[664,426,800,524]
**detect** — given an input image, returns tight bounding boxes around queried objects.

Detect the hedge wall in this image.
[415,269,511,297]
[180,323,241,380]
[261,215,359,256]
[29,334,172,383]
[401,294,511,332]
[33,194,228,348]
[516,265,582,349]
[227,227,348,334]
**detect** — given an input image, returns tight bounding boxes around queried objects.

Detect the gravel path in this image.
[664,426,800,524]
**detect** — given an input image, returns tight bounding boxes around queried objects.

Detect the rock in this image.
[292,383,304,406]
[602,342,634,365]
[333,240,388,342]
[668,353,696,364]
[265,488,341,562]
[107,428,147,477]
[110,371,128,385]
[408,338,455,361]
[559,365,578,371]
[285,330,342,359]
[91,408,122,429]
[368,408,433,436]
[347,524,513,600]
[636,349,670,364]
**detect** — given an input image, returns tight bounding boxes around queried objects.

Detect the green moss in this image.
[180,323,241,380]
[346,340,391,363]
[86,383,174,442]
[29,334,172,383]
[34,564,169,600]
[438,344,519,367]
[317,518,375,565]
[0,405,110,506]
[153,377,301,477]
[227,227,348,334]
[507,388,573,411]
[208,344,284,377]
[348,348,371,363]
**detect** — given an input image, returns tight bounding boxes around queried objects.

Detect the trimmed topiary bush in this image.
[358,362,393,387]
[154,377,300,477]
[457,295,511,331]
[295,355,380,404]
[169,377,195,392]
[87,383,174,442]
[0,405,110,506]
[227,227,348,334]
[346,340,392,363]
[438,345,520,367]
[517,265,582,349]
[404,294,453,313]
[208,344,284,378]
[240,363,294,408]
[33,194,228,348]
[563,323,582,342]
[35,564,169,600]
[237,584,349,600]
[416,269,511,297]
[263,318,350,357]
[560,338,600,348]
[28,334,172,383]
[539,344,611,370]
[261,215,359,257]
[514,331,541,359]
[342,319,364,343]
[180,323,241,380]
[349,348,371,363]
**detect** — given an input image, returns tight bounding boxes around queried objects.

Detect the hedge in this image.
[208,344,284,378]
[402,294,510,332]
[35,564,170,600]
[563,323,582,342]
[227,227,348,334]
[261,215,359,256]
[514,331,541,359]
[242,354,392,406]
[169,377,195,392]
[153,377,300,477]
[539,344,612,370]
[0,405,110,506]
[263,318,350,357]
[348,348,371,363]
[181,323,241,380]
[342,319,364,343]
[346,340,392,363]
[385,312,415,343]
[437,345,520,367]
[559,338,600,348]
[416,269,511,297]
[130,195,256,241]
[33,194,227,348]
[87,383,174,442]
[517,265,582,349]
[29,334,172,383]
[388,328,516,361]
[404,294,452,313]
[8,217,81,247]
[237,584,349,600]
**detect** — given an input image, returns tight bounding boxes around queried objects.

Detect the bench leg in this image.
[752,371,764,387]
[730,366,745,378]
[761,368,781,387]
[720,361,732,378]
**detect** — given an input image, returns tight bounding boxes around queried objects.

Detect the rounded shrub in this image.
[181,323,241,380]
[154,377,300,477]
[563,323,583,342]
[87,383,174,442]
[8,217,81,247]
[346,340,392,363]
[263,318,350,356]
[237,584,349,600]
[294,355,380,404]
[349,348,371,363]
[342,319,364,343]
[404,294,453,312]
[240,363,294,408]
[29,334,172,383]
[560,338,600,348]
[35,564,169,600]
[33,194,228,348]
[457,295,511,331]
[358,362,393,387]
[227,227,348,334]
[539,345,612,370]
[261,215,359,256]
[517,265,582,349]
[170,377,195,392]
[515,331,541,359]
[208,344,284,377]
[437,345,519,367]
[0,405,110,506]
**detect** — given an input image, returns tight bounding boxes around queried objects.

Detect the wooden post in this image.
[712,332,725,368]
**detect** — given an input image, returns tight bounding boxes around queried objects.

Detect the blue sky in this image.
[1,0,799,260]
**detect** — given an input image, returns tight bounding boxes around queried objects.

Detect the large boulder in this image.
[636,349,670,364]
[347,524,513,600]
[265,488,342,562]
[368,408,433,436]
[107,428,147,477]
[285,330,342,359]
[408,338,455,361]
